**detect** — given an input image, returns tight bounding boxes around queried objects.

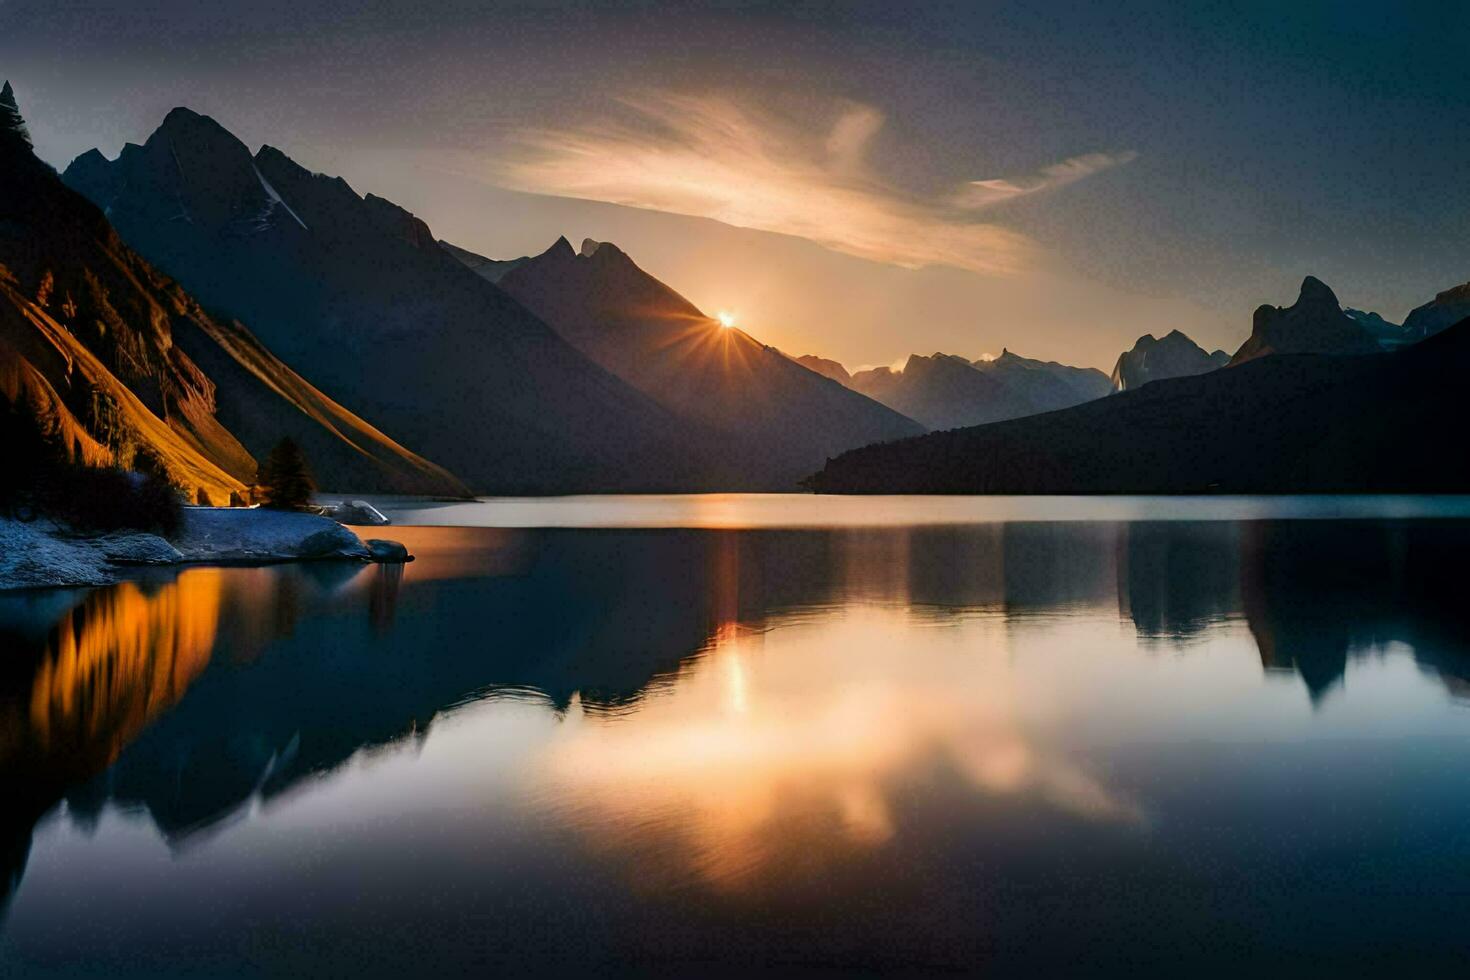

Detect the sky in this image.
[4,0,1469,370]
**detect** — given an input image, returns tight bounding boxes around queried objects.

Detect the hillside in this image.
[1,83,464,499]
[806,319,1470,494]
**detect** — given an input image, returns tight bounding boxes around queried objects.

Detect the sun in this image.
[716,311,736,329]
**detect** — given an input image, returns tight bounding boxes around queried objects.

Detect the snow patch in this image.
[251,163,310,231]
[0,509,401,591]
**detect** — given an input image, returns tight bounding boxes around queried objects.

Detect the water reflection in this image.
[540,608,1144,889]
[2,515,1470,972]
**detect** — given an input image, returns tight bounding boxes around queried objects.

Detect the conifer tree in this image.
[258,438,315,510]
[0,81,33,154]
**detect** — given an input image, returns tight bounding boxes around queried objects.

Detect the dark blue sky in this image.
[4,0,1468,366]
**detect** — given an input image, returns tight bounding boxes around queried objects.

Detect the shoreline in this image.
[0,506,411,592]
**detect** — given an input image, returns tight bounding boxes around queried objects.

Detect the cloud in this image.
[951,151,1139,209]
[490,93,1134,278]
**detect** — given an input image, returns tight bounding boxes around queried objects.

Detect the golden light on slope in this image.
[716,311,736,329]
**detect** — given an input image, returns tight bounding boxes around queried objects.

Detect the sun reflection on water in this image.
[536,603,1142,889]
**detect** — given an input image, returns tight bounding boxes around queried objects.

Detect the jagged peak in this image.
[546,235,575,259]
[1296,275,1340,308]
[154,106,238,142]
[581,238,633,268]
[147,106,253,163]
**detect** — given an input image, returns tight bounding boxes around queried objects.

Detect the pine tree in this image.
[0,81,33,154]
[258,438,315,510]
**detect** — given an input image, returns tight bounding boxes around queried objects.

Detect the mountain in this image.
[793,354,852,386]
[437,240,526,283]
[63,109,717,493]
[0,83,464,500]
[794,346,1108,433]
[1229,276,1382,364]
[1110,330,1229,392]
[973,349,1112,410]
[805,317,1470,494]
[1403,282,1470,341]
[848,353,1034,431]
[488,237,923,486]
[1344,308,1412,348]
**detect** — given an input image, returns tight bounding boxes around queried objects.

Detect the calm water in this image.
[3,496,1470,976]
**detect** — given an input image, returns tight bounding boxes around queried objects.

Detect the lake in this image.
[3,495,1470,976]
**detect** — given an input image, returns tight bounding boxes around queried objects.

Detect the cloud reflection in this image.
[538,605,1142,888]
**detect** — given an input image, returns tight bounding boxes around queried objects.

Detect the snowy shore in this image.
[0,507,407,591]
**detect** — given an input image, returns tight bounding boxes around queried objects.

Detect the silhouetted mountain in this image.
[0,84,464,498]
[1110,330,1228,392]
[850,353,1032,430]
[793,353,852,385]
[437,240,527,283]
[1403,281,1470,341]
[974,349,1112,410]
[1230,276,1381,364]
[1344,308,1412,348]
[489,237,922,487]
[64,109,720,493]
[845,348,1108,431]
[806,318,1470,494]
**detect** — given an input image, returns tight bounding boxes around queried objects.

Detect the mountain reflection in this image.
[3,517,1470,917]
[0,572,221,783]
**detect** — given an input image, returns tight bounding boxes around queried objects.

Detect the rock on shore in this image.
[0,507,411,591]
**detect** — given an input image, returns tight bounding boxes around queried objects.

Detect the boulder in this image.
[172,507,370,562]
[98,533,185,565]
[365,538,413,563]
[296,525,372,559]
[324,500,391,526]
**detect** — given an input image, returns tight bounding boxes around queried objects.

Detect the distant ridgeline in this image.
[807,277,1470,494]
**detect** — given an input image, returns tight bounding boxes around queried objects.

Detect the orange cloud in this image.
[493,93,1134,278]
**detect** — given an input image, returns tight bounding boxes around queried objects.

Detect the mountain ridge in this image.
[64,108,726,493]
[806,318,1470,494]
[483,235,924,487]
[2,84,465,498]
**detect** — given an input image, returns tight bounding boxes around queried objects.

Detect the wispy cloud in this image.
[491,93,1134,278]
[951,151,1138,209]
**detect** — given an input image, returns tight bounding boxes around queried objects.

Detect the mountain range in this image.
[807,277,1469,494]
[467,236,923,485]
[7,81,1466,500]
[0,83,464,501]
[791,348,1110,432]
[62,108,734,493]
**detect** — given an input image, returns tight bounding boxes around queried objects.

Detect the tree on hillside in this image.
[0,81,33,153]
[257,438,315,510]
